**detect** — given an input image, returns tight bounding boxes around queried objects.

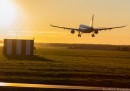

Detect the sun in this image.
[0,0,18,28]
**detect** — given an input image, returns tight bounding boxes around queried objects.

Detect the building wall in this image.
[3,39,34,56]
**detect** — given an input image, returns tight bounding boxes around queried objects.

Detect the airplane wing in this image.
[50,25,79,31]
[95,25,127,31]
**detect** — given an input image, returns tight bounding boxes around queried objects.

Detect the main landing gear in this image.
[91,34,95,37]
[78,31,82,37]
[77,33,95,37]
[78,34,81,37]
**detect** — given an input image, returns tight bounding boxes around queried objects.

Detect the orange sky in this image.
[0,0,130,45]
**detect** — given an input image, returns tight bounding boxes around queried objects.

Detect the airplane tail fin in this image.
[90,14,94,27]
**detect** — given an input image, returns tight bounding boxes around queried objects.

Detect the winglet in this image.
[122,25,127,28]
[50,24,54,27]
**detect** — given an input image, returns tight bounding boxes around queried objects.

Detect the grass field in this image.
[0,45,130,88]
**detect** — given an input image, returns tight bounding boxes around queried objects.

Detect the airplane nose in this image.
[90,27,93,31]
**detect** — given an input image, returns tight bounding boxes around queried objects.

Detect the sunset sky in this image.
[0,0,130,45]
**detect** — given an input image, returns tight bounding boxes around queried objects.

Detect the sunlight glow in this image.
[0,82,7,86]
[0,0,18,27]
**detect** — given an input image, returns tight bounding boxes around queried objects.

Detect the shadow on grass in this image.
[5,55,53,61]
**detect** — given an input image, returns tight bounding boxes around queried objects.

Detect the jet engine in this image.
[94,30,98,34]
[71,29,75,34]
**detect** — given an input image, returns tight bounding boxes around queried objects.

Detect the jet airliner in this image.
[50,15,126,37]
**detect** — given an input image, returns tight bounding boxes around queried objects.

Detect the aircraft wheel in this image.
[92,34,95,37]
[78,34,81,37]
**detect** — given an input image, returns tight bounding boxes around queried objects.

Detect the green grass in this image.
[0,46,130,88]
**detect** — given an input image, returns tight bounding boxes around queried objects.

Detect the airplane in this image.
[50,15,126,37]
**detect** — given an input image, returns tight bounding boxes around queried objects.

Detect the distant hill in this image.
[35,43,130,51]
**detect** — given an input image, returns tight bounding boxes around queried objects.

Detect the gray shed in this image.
[3,39,34,56]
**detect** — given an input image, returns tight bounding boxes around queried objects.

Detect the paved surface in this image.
[0,82,129,90]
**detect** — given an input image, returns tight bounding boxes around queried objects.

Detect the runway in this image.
[0,82,129,90]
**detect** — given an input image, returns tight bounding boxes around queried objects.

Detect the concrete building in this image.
[3,39,34,56]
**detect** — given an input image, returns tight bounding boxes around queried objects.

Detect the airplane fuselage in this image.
[79,24,94,33]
